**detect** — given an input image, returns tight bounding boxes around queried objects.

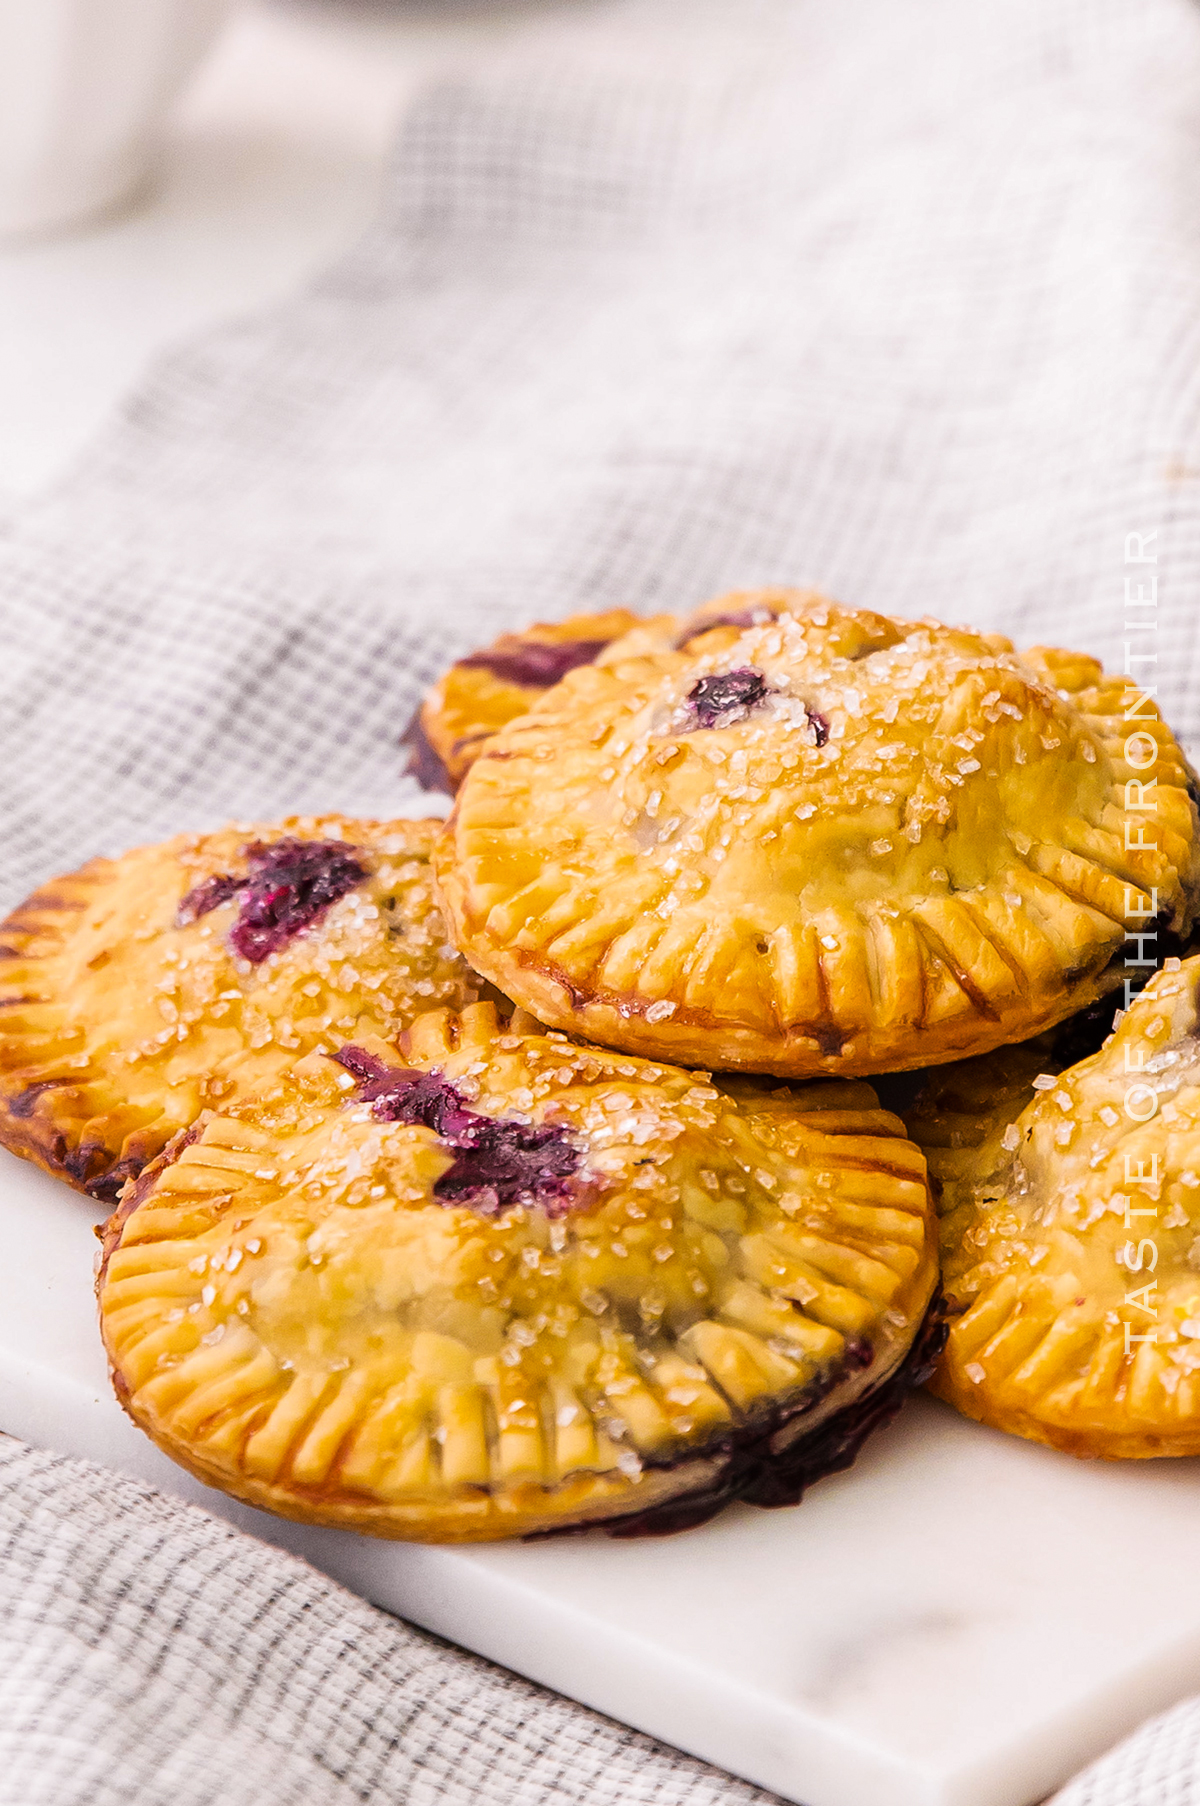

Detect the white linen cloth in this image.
[0,1438,774,1806]
[2,0,1200,1800]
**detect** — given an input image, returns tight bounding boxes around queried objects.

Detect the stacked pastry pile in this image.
[4,588,1198,1541]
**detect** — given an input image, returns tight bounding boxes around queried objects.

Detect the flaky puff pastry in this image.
[98,1000,939,1541]
[906,955,1200,1458]
[437,592,1200,1078]
[0,818,477,1200]
[404,609,664,793]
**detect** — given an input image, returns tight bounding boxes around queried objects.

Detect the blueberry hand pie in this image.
[437,595,1200,1079]
[906,956,1200,1457]
[404,609,661,794]
[98,1001,939,1541]
[0,817,477,1200]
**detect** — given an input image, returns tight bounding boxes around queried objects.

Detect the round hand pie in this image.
[0,817,477,1200]
[404,609,663,793]
[437,594,1200,1078]
[98,1001,940,1541]
[906,955,1200,1457]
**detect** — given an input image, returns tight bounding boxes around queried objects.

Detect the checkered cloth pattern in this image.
[3,0,1200,1800]
[0,1438,775,1806]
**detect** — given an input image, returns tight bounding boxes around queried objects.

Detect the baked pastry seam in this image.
[906,954,1200,1457]
[437,592,1200,1078]
[98,1001,939,1539]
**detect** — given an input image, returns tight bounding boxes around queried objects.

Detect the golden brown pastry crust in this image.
[436,591,1200,1079]
[405,610,661,793]
[98,1001,938,1541]
[0,817,477,1199]
[907,956,1200,1458]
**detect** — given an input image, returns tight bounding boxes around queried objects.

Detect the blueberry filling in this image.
[333,1047,480,1139]
[1047,991,1124,1069]
[399,639,616,793]
[458,637,612,688]
[10,1077,71,1119]
[528,1295,947,1540]
[83,1157,142,1204]
[685,666,768,729]
[176,871,245,925]
[230,840,367,963]
[177,838,367,963]
[805,705,830,747]
[334,1045,581,1212]
[400,708,455,795]
[435,1123,580,1209]
[1048,910,1191,1068]
[675,606,773,648]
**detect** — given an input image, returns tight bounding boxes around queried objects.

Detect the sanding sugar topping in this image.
[178,838,368,963]
[334,1044,582,1213]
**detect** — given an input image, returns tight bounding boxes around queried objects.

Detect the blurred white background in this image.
[0,0,541,500]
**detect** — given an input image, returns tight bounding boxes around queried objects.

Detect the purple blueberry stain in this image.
[85,1161,142,1205]
[434,1122,580,1212]
[230,840,367,964]
[334,1045,582,1214]
[400,707,454,795]
[675,606,773,648]
[684,666,768,729]
[333,1047,480,1139]
[458,637,612,688]
[177,838,367,963]
[176,871,246,925]
[527,1298,948,1540]
[805,705,830,747]
[10,1078,72,1119]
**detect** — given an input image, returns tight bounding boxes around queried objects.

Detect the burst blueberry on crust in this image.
[403,609,665,794]
[905,955,1200,1458]
[0,818,478,1201]
[96,1000,939,1542]
[436,593,1200,1079]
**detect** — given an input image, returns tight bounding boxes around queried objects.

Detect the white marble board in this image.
[5,1145,1200,1806]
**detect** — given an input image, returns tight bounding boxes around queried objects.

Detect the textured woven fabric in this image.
[0,1438,775,1806]
[2,0,1200,912]
[3,0,1200,1802]
[1051,1697,1200,1806]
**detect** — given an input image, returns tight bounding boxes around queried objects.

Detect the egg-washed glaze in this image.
[98,1001,938,1541]
[0,817,477,1200]
[403,609,667,794]
[906,955,1200,1457]
[437,592,1200,1078]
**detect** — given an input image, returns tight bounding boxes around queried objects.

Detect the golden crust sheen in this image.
[410,610,658,791]
[97,1001,937,1541]
[437,592,1200,1078]
[0,817,477,1198]
[906,956,1200,1458]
